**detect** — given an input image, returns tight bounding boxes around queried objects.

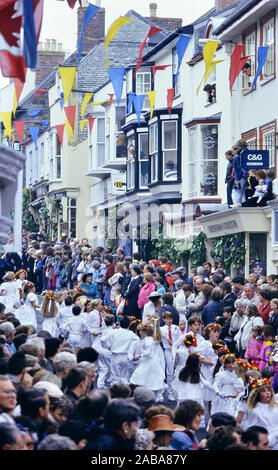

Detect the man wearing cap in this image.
[142,291,163,324]
[133,387,156,428]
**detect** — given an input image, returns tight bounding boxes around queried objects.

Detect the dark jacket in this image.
[158,305,179,326]
[222,292,237,310]
[123,275,143,318]
[85,427,135,450]
[225,159,234,183]
[202,300,224,326]
[269,312,278,336]
[121,272,132,296]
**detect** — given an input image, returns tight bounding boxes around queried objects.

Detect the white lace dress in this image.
[16,292,38,329]
[130,336,166,391]
[0,281,19,313]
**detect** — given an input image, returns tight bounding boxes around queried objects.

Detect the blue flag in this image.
[252,46,269,91]
[78,3,100,62]
[30,127,40,149]
[23,0,37,68]
[27,109,41,118]
[41,120,49,127]
[174,35,191,85]
[133,94,145,125]
[108,67,125,105]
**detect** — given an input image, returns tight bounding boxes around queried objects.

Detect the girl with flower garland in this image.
[246,378,278,449]
[201,324,222,412]
[176,353,208,408]
[235,367,262,429]
[244,325,263,368]
[14,270,27,301]
[127,318,143,377]
[0,271,19,313]
[41,291,59,338]
[15,281,39,329]
[259,324,275,370]
[172,332,196,391]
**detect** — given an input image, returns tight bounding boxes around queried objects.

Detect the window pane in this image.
[188,127,197,196]
[163,121,177,149]
[201,125,218,160]
[163,150,177,180]
[200,160,218,195]
[97,118,105,141]
[56,156,61,179]
[116,106,125,132]
[97,143,105,167]
[262,130,275,167]
[116,133,127,158]
[263,19,274,77]
[127,137,136,190]
[139,134,148,187]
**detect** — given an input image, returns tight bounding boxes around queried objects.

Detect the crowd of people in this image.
[225,138,276,208]
[0,231,278,450]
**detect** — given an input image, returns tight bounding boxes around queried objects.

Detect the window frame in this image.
[162,120,178,182]
[242,128,258,150]
[138,132,149,189]
[172,48,181,97]
[96,117,105,167]
[126,134,136,191]
[149,122,159,184]
[260,10,276,82]
[259,120,277,170]
[242,24,257,94]
[135,67,152,110]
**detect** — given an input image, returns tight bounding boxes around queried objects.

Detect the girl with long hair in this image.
[15,282,39,329]
[0,271,18,313]
[41,291,59,338]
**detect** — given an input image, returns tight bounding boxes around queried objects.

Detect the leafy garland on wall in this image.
[190,232,207,267]
[153,231,208,266]
[210,233,246,272]
[22,188,39,232]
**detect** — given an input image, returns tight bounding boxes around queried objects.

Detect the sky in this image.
[0,0,215,87]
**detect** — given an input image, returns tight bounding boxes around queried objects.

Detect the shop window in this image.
[200,125,218,196]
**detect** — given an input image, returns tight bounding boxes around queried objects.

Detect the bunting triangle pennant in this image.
[78,3,100,63]
[88,117,96,134]
[229,45,250,95]
[56,124,65,148]
[64,105,76,132]
[30,126,40,149]
[105,16,132,70]
[108,93,114,107]
[167,88,175,116]
[35,89,47,101]
[81,93,93,118]
[252,46,269,91]
[133,94,145,125]
[108,67,125,105]
[0,111,12,138]
[152,64,172,81]
[41,120,49,127]
[65,119,73,143]
[148,91,155,119]
[80,119,88,133]
[14,121,24,143]
[174,34,191,84]
[197,41,220,95]
[91,100,109,107]
[58,66,76,104]
[135,26,162,77]
[27,108,41,118]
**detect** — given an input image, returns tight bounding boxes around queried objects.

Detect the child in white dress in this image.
[65,305,87,353]
[0,272,18,313]
[15,282,39,329]
[41,290,59,338]
[161,311,182,401]
[56,295,74,340]
[86,299,107,347]
[110,316,139,386]
[201,324,222,408]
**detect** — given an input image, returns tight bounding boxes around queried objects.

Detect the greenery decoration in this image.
[22,188,38,232]
[210,232,246,272]
[190,231,207,267]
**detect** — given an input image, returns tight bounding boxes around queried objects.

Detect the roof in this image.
[214,0,261,35]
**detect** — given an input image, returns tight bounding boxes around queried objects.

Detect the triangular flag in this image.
[152,64,172,81]
[64,105,76,132]
[35,89,47,101]
[30,126,40,149]
[58,66,76,103]
[56,124,65,148]
[127,92,135,114]
[108,93,114,107]
[133,94,145,125]
[167,88,175,116]
[0,112,12,138]
[23,0,38,69]
[27,108,41,118]
[65,119,73,143]
[148,91,155,119]
[13,121,24,143]
[88,117,96,134]
[197,41,221,95]
[252,46,269,91]
[105,16,132,70]
[229,45,250,95]
[78,3,100,63]
[41,120,49,127]
[81,93,93,118]
[174,35,191,84]
[108,67,125,105]
[91,100,109,107]
[13,73,26,116]
[66,0,82,8]
[135,26,162,77]
[80,119,88,133]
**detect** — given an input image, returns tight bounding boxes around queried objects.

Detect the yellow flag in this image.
[65,119,73,143]
[81,93,93,118]
[148,91,156,119]
[58,67,77,104]
[0,112,12,138]
[80,119,88,133]
[91,100,109,107]
[13,89,18,117]
[105,16,132,69]
[197,41,223,95]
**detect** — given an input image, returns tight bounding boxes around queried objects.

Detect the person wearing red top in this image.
[258,286,272,324]
[103,255,115,308]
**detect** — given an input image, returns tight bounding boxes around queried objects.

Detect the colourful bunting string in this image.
[252,46,269,91]
[167,88,175,116]
[78,3,100,63]
[105,16,132,70]
[133,94,145,125]
[64,105,76,132]
[0,111,12,136]
[56,124,65,148]
[135,26,162,77]
[80,119,88,133]
[108,93,114,107]
[65,119,73,143]
[197,41,224,95]
[174,35,191,84]
[108,67,125,105]
[30,126,40,149]
[13,121,24,143]
[35,89,47,101]
[58,66,76,104]
[91,100,109,107]
[148,91,155,119]
[81,93,93,118]
[152,64,172,81]
[229,45,250,95]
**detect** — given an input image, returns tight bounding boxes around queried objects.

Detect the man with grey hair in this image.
[0,322,16,355]
[229,299,248,338]
[77,361,96,393]
[52,351,77,382]
[37,434,76,450]
[242,283,260,307]
[173,279,187,322]
[187,276,206,320]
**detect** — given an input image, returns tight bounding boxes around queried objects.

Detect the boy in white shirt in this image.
[161,311,181,401]
[110,316,138,386]
[96,314,115,389]
[56,295,74,340]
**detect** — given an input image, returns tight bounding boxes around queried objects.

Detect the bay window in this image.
[115,106,127,158]
[127,135,136,190]
[138,133,148,188]
[149,123,158,183]
[261,12,275,79]
[97,118,105,167]
[162,121,177,181]
[188,126,197,197]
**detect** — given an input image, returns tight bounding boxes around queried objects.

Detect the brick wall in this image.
[146,16,182,32]
[77,7,105,54]
[35,52,65,84]
[215,0,242,12]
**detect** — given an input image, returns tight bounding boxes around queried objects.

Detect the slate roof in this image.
[214,0,262,35]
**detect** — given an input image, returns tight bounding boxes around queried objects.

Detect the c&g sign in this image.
[241,150,269,170]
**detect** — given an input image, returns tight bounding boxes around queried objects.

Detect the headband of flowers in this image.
[218,346,230,355]
[236,358,258,371]
[15,269,27,277]
[147,313,160,320]
[248,377,271,390]
[45,290,56,300]
[184,333,197,348]
[129,319,142,328]
[212,342,225,349]
[103,306,112,312]
[207,323,221,332]
[223,353,236,361]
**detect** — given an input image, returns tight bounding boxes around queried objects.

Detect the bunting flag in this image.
[148,91,155,119]
[64,105,76,132]
[135,26,162,77]
[30,126,40,149]
[65,119,73,143]
[23,0,37,68]
[66,0,82,8]
[0,111,12,138]
[81,93,93,118]
[13,121,24,143]
[108,67,125,105]
[56,123,65,148]
[229,45,250,95]
[152,64,172,81]
[35,89,47,101]
[174,34,191,84]
[58,66,76,104]
[167,88,175,116]
[105,16,132,70]
[133,94,145,125]
[41,120,49,127]
[91,100,109,107]
[252,46,269,91]
[27,108,41,118]
[80,119,88,133]
[197,40,224,95]
[78,3,100,62]
[13,72,27,116]
[108,93,114,107]
[127,92,135,114]
[60,92,64,110]
[88,117,96,134]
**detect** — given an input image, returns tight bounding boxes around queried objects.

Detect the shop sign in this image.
[241,150,269,170]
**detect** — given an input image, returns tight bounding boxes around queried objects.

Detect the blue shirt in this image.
[80,281,98,299]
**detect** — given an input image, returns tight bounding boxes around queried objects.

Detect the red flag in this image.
[14,67,27,102]
[56,124,65,148]
[229,45,250,95]
[66,0,81,8]
[13,120,24,143]
[152,64,172,81]
[88,117,96,134]
[64,105,76,132]
[167,88,175,116]
[0,1,26,81]
[108,93,114,107]
[35,88,47,101]
[135,26,162,77]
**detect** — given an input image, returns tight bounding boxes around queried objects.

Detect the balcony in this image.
[86,167,112,179]
[103,158,126,171]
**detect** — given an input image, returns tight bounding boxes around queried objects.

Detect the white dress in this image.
[246,402,278,450]
[0,281,19,312]
[210,369,245,417]
[172,345,190,389]
[66,315,87,348]
[16,292,38,329]
[42,317,59,338]
[130,336,166,391]
[200,340,218,402]
[56,305,74,338]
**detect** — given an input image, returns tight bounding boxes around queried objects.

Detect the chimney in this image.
[35,39,65,85]
[77,5,105,55]
[215,0,242,12]
[149,2,157,17]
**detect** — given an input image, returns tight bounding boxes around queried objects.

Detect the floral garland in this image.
[207,323,221,332]
[222,353,236,361]
[212,342,226,350]
[184,333,197,348]
[45,290,56,300]
[248,377,271,390]
[236,358,258,370]
[217,346,230,355]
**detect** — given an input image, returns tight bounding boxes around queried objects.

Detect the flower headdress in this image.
[212,342,225,350]
[45,290,56,301]
[236,358,258,371]
[248,377,271,390]
[184,333,197,348]
[217,346,230,355]
[103,306,112,312]
[207,323,221,332]
[222,353,236,361]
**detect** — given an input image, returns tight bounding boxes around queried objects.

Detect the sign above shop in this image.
[241,150,269,170]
